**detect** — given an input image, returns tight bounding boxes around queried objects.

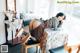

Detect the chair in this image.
[21,19,47,53]
[64,43,80,53]
[21,33,40,53]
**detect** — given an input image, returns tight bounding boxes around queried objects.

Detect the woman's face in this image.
[58,16,65,21]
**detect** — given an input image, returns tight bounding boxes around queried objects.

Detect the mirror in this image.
[5,0,16,12]
[5,0,16,18]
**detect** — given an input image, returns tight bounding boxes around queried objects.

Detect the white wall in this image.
[0,13,5,45]
[0,0,6,45]
[0,0,5,12]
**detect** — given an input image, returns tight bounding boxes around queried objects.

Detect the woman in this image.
[52,12,66,30]
[29,19,47,53]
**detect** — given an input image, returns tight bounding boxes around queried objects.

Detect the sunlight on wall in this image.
[0,0,6,44]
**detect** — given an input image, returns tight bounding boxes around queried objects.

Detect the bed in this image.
[45,28,68,50]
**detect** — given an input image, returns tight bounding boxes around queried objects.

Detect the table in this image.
[4,19,23,45]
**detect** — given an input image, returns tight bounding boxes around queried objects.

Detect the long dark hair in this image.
[56,12,66,27]
[56,12,66,20]
[57,21,62,27]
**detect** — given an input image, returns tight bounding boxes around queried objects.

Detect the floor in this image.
[8,44,67,53]
[49,46,67,53]
[8,44,40,53]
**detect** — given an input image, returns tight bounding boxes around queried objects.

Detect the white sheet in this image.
[45,28,67,49]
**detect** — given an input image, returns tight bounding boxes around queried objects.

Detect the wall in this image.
[0,0,6,45]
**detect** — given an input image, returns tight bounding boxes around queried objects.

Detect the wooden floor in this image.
[8,44,38,53]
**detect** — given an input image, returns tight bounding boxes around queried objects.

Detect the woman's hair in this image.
[56,12,66,20]
[57,21,62,27]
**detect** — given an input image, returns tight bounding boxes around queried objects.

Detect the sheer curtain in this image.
[33,0,50,20]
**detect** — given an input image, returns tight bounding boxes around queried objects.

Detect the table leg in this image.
[36,46,38,53]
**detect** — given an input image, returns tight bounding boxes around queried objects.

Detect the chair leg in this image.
[39,47,41,53]
[36,46,38,53]
[68,47,72,53]
[25,47,28,53]
[77,45,80,53]
[41,47,46,53]
[21,45,23,53]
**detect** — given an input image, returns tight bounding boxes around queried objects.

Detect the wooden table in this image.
[8,26,29,46]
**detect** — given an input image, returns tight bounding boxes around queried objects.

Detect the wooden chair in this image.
[21,32,48,53]
[64,43,80,53]
[21,31,40,53]
[21,19,47,53]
